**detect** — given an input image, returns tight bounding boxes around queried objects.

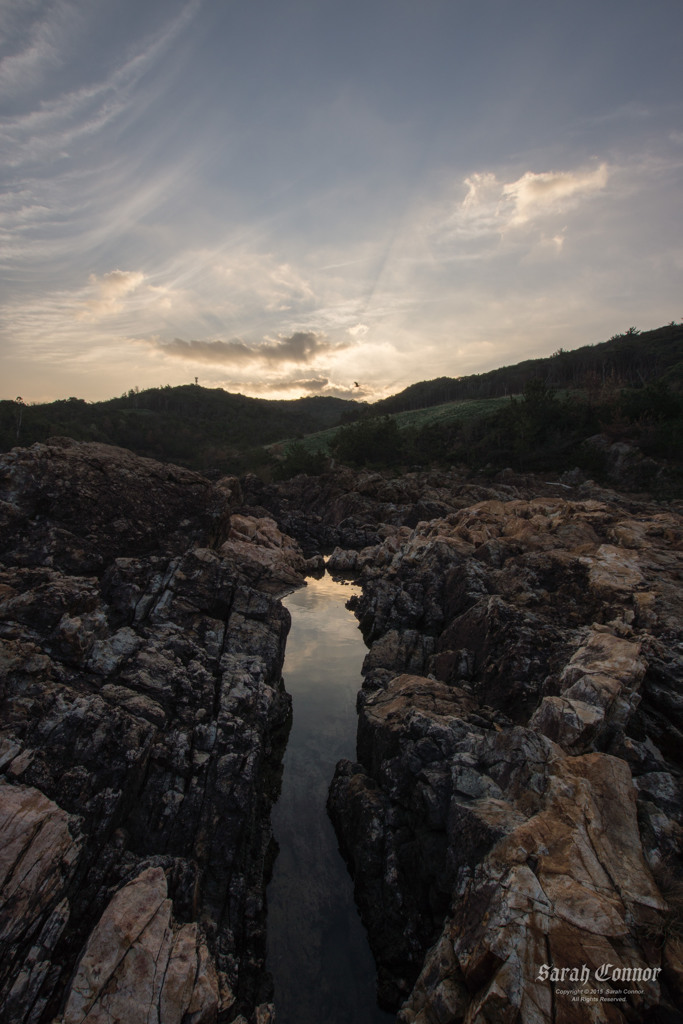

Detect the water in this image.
[266,573,394,1024]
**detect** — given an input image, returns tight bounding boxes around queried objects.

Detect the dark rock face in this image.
[583,434,665,492]
[3,445,683,1024]
[316,476,683,1021]
[240,467,517,555]
[0,440,306,1024]
[0,438,217,574]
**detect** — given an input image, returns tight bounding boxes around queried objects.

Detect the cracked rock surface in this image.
[249,467,683,1023]
[3,446,683,1024]
[0,439,307,1024]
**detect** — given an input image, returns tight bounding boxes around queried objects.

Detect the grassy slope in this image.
[271,395,513,455]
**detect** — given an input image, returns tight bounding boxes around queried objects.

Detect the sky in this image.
[1,0,682,405]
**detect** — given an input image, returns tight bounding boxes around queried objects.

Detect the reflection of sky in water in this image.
[266,575,394,1024]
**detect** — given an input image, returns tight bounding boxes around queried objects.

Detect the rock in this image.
[528,695,605,750]
[442,753,668,1021]
[0,442,299,1024]
[582,435,663,491]
[0,782,81,950]
[582,542,646,596]
[185,942,220,1024]
[329,673,561,1007]
[530,629,646,750]
[319,477,683,1021]
[326,546,362,575]
[60,867,218,1024]
[254,1003,276,1024]
[3,444,683,1023]
[0,438,216,574]
[219,514,309,592]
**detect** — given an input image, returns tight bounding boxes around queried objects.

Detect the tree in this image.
[332,416,405,468]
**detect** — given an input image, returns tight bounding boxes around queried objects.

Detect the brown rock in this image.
[0,782,81,949]
[530,630,647,750]
[219,514,307,591]
[61,866,170,1024]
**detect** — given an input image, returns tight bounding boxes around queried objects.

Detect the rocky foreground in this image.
[1,440,682,1024]
[246,462,683,1023]
[0,439,321,1024]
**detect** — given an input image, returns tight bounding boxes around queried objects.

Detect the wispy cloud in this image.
[79,269,146,319]
[212,253,315,312]
[0,1,76,100]
[0,2,200,166]
[0,1,203,302]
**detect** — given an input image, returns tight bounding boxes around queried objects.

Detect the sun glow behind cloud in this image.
[1,0,682,403]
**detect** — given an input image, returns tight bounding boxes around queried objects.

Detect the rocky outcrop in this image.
[583,435,664,492]
[323,483,683,1021]
[219,514,323,591]
[240,467,525,556]
[3,442,683,1024]
[0,440,307,1024]
[0,437,216,574]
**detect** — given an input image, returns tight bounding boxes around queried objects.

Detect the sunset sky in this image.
[2,0,682,404]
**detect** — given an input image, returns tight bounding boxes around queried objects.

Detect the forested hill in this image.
[2,322,682,476]
[0,386,355,472]
[374,323,683,414]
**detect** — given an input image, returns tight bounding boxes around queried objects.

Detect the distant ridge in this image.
[2,322,681,475]
[0,385,356,471]
[373,323,683,414]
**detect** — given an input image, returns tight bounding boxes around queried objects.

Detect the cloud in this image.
[503,164,609,225]
[80,269,145,318]
[0,2,200,168]
[159,330,349,367]
[292,376,329,392]
[260,376,329,393]
[0,1,74,99]
[259,376,369,400]
[436,162,610,247]
[462,172,499,210]
[212,253,314,312]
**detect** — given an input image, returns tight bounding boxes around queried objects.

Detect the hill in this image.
[373,322,683,413]
[270,396,512,457]
[274,324,683,490]
[3,322,682,484]
[0,385,356,474]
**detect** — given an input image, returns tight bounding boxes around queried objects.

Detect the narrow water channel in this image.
[266,572,394,1024]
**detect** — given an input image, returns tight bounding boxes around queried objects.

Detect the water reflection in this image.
[266,573,394,1024]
